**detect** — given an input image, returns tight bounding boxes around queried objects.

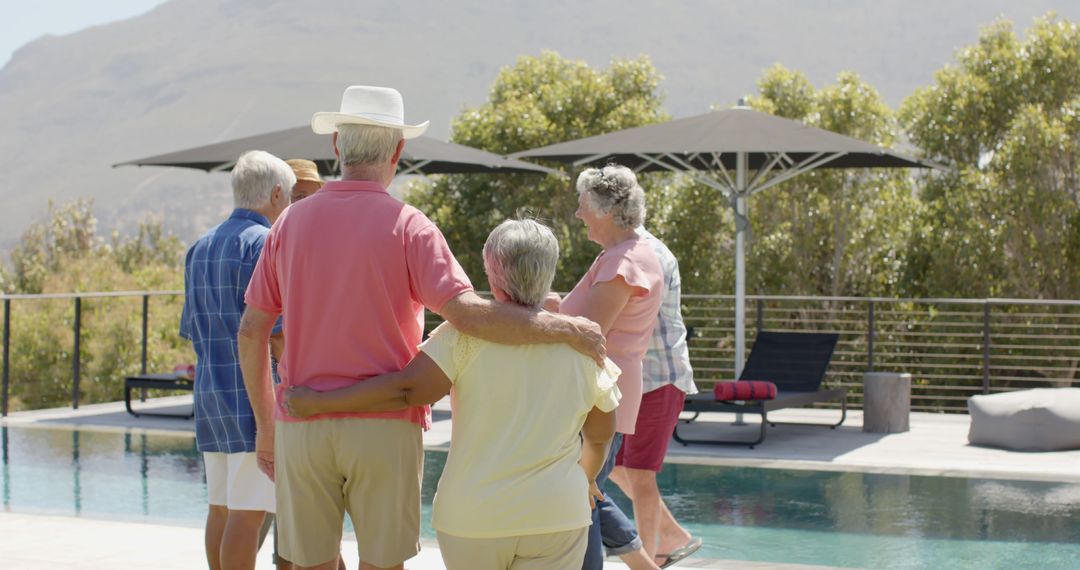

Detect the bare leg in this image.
[220,509,268,570]
[623,468,664,557]
[206,505,229,570]
[609,467,659,569]
[655,500,693,559]
[612,467,693,564]
[610,466,633,499]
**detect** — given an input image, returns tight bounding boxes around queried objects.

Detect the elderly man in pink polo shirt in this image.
[237,86,604,570]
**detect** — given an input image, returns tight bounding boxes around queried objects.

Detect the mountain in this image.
[1,0,1078,250]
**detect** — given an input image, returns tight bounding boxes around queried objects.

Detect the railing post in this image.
[982,302,991,394]
[140,295,149,374]
[867,300,875,371]
[72,297,81,410]
[756,298,764,333]
[140,295,149,402]
[2,299,10,417]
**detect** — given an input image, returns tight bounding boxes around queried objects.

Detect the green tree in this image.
[1,199,190,411]
[757,68,919,298]
[4,199,98,294]
[662,66,918,298]
[404,51,668,290]
[899,14,1080,299]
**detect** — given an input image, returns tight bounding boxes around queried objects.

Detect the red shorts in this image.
[616,384,686,472]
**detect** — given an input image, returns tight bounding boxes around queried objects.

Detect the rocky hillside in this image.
[1,0,1077,248]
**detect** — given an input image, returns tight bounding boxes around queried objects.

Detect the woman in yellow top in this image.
[284,219,621,570]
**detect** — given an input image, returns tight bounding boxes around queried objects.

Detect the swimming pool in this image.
[3,425,1079,568]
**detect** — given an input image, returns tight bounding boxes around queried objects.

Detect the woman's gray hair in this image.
[336,124,404,167]
[483,219,560,307]
[576,164,646,230]
[231,150,295,209]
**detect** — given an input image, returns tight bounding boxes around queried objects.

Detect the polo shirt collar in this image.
[229,208,271,228]
[322,180,389,194]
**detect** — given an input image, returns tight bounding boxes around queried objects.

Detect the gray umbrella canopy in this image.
[513,106,929,171]
[514,106,938,377]
[116,126,554,175]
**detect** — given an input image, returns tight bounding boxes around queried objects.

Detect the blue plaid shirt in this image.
[638,228,699,396]
[180,209,280,453]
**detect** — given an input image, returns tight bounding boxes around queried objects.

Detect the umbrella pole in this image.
[735,152,748,379]
[733,152,748,426]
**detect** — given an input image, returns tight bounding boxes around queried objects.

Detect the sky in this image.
[0,0,166,67]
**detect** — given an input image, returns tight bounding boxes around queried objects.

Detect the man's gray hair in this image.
[336,124,404,167]
[231,150,295,209]
[576,164,646,230]
[483,219,560,307]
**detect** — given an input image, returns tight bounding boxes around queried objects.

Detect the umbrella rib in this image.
[633,153,730,194]
[710,152,736,189]
[658,152,701,173]
[750,152,844,194]
[667,153,735,194]
[572,153,611,166]
[396,159,433,176]
[686,152,707,168]
[747,152,786,190]
[634,153,681,173]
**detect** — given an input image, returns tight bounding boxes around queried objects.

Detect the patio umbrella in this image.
[512,105,938,377]
[115,126,555,176]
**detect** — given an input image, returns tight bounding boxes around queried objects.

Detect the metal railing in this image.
[2,291,1078,415]
[1,290,183,415]
[682,295,1080,413]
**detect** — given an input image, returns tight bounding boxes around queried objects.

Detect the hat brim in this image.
[311,112,429,139]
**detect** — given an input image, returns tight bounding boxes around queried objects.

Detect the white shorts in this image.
[204,452,276,513]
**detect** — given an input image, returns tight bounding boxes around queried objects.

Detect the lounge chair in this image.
[673,331,846,448]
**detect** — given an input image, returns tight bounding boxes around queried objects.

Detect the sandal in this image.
[657,536,703,569]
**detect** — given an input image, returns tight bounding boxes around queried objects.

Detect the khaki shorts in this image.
[437,528,588,570]
[275,418,423,568]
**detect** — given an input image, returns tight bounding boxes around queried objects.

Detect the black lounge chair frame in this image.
[673,331,847,449]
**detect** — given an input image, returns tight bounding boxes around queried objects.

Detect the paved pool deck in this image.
[0,513,835,570]
[3,395,1079,569]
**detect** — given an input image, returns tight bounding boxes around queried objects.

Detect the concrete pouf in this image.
[967,388,1080,451]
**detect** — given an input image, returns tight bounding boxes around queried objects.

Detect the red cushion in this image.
[714,380,777,401]
[174,363,195,380]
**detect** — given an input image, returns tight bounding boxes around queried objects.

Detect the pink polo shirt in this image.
[245,180,474,428]
[560,236,663,434]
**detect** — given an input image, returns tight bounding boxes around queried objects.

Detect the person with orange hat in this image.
[284,159,325,203]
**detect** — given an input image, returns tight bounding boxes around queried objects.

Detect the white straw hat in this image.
[311,85,429,139]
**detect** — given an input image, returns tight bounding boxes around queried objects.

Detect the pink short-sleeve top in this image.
[560,235,664,434]
[245,180,474,428]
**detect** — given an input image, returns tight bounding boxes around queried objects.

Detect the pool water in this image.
[3,425,1079,569]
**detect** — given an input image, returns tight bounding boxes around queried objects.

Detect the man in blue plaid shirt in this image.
[180,150,293,570]
[608,227,702,568]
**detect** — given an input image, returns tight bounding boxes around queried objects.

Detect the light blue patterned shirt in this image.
[637,228,698,396]
[180,209,280,453]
